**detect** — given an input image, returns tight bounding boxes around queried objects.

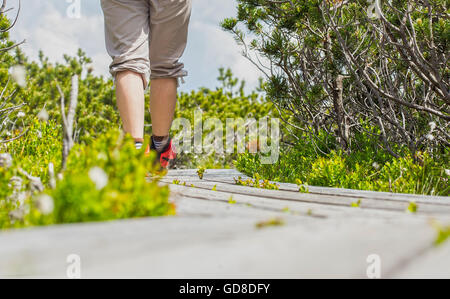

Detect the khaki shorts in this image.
[100,0,192,88]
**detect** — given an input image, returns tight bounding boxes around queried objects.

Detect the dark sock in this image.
[152,135,169,152]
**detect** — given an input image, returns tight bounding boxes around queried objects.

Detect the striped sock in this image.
[135,142,143,150]
[152,135,169,152]
[134,138,144,150]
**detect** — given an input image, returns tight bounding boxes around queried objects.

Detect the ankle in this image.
[151,135,169,152]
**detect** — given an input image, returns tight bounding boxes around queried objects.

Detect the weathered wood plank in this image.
[167,169,242,177]
[165,169,450,205]
[162,178,450,215]
[0,216,264,278]
[0,212,438,278]
[169,184,450,222]
[81,221,437,278]
[390,242,450,278]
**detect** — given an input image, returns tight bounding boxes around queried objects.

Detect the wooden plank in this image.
[0,216,265,278]
[0,212,438,278]
[390,242,450,278]
[162,178,450,215]
[80,222,436,278]
[169,184,450,222]
[165,170,450,205]
[167,169,242,177]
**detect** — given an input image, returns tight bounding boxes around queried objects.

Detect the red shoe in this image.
[145,138,177,169]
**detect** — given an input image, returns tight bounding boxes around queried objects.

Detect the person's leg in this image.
[116,71,146,142]
[149,0,192,153]
[101,0,150,146]
[149,78,177,139]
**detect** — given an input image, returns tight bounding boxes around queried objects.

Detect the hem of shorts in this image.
[150,71,188,87]
[149,72,188,80]
[111,68,149,89]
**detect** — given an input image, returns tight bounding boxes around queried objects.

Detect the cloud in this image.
[189,19,261,89]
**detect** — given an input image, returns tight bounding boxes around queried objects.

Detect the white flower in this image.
[445,169,450,176]
[0,153,13,168]
[17,111,25,118]
[9,65,27,88]
[372,162,380,170]
[426,134,434,141]
[37,108,49,122]
[35,194,54,215]
[429,122,436,131]
[89,167,108,190]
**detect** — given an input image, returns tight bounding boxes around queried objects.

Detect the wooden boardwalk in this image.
[0,169,449,278]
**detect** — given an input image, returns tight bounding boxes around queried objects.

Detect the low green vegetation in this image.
[406,202,418,214]
[1,122,172,229]
[255,218,285,229]
[351,200,362,208]
[431,221,450,247]
[296,179,309,194]
[435,228,450,246]
[196,167,206,179]
[234,174,280,190]
[236,141,449,196]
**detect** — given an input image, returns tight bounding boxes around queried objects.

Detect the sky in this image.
[8,0,261,92]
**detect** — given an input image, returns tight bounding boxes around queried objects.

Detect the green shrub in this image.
[236,143,449,196]
[0,166,16,226]
[22,50,120,143]
[222,0,449,158]
[3,119,62,183]
[0,128,173,229]
[47,130,172,224]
